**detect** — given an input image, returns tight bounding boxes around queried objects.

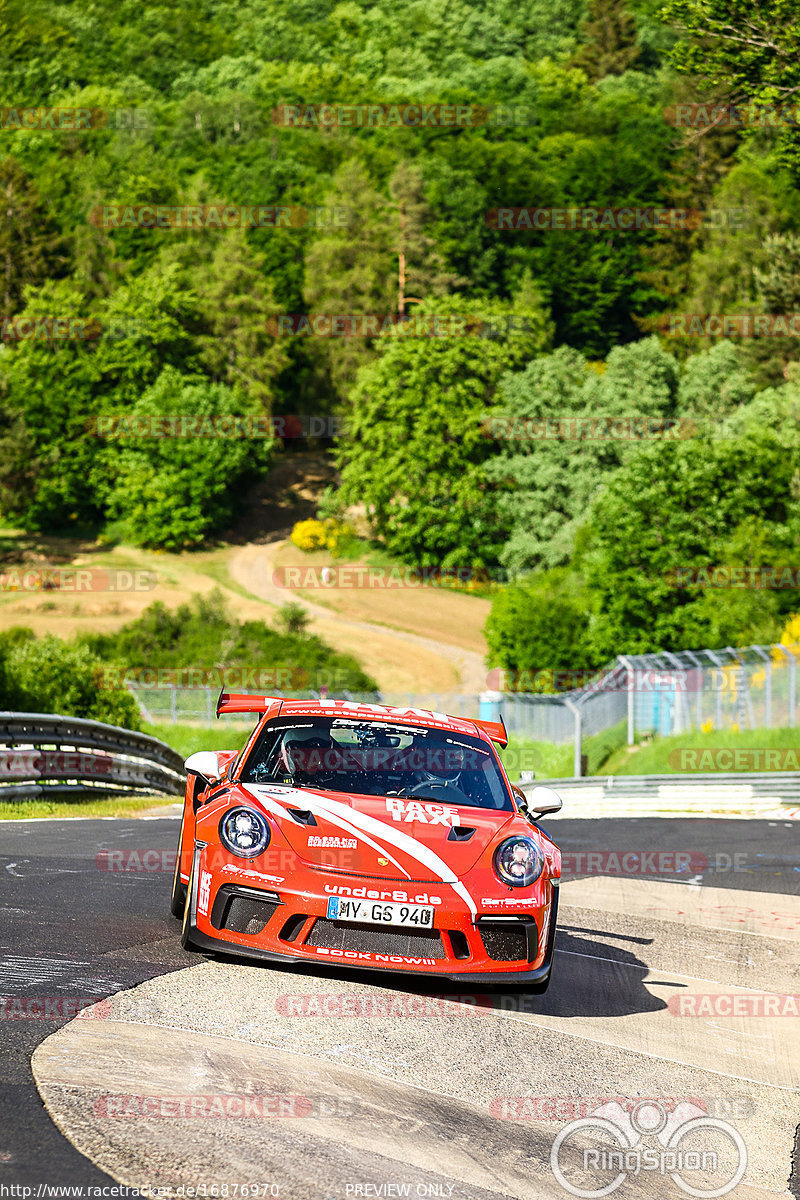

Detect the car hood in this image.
[241,783,517,880]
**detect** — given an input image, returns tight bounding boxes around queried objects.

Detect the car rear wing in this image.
[472,717,508,748]
[216,692,284,718]
[216,691,509,746]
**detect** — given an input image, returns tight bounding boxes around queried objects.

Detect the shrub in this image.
[290,517,351,555]
[485,570,601,686]
[80,590,378,693]
[275,602,310,637]
[0,632,142,728]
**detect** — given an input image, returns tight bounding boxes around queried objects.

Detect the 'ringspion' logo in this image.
[550,1099,746,1197]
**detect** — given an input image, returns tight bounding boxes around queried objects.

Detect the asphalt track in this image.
[2,814,799,1199]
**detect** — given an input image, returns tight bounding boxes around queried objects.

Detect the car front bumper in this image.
[184,846,558,983]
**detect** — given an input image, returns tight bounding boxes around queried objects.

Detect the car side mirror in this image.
[528,785,562,816]
[184,750,221,787]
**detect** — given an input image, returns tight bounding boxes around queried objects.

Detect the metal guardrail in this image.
[522,772,800,810]
[0,712,185,800]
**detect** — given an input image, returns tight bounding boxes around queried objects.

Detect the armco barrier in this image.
[0,711,185,800]
[522,771,800,813]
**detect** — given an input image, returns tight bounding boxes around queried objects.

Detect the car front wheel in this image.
[170,810,188,917]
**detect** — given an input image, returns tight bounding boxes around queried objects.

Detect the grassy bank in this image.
[143,720,255,758]
[602,725,800,776]
[503,723,800,780]
[0,793,178,820]
[500,720,628,780]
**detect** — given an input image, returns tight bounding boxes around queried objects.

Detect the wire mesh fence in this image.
[127,642,798,777]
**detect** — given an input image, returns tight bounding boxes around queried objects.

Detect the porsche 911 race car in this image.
[172,694,562,989]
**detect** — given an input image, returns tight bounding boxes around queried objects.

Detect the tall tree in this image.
[335,297,551,569]
[0,157,64,321]
[191,230,289,409]
[388,162,463,316]
[582,433,800,657]
[661,0,800,171]
[303,160,396,404]
[485,338,680,574]
[571,0,641,81]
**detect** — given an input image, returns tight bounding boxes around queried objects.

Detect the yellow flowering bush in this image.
[774,613,800,659]
[290,518,351,555]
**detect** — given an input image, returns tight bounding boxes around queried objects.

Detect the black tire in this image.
[170,810,188,918]
[180,858,199,951]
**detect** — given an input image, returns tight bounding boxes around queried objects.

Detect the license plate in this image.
[326,897,434,928]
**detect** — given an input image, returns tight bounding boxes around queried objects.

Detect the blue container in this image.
[479,690,503,723]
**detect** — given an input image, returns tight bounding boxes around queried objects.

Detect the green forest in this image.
[2,0,800,679]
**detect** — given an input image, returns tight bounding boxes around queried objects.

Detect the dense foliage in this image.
[1,0,799,679]
[0,592,378,725]
[0,627,143,727]
[81,590,379,693]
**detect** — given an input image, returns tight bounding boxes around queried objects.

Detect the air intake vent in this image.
[477,917,537,962]
[448,930,471,959]
[287,808,317,826]
[447,826,475,842]
[279,914,308,943]
[211,885,280,935]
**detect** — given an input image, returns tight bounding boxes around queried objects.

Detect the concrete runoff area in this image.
[4,815,798,1198]
[34,881,798,1198]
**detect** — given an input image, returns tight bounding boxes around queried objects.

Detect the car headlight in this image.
[219,807,271,858]
[494,836,544,888]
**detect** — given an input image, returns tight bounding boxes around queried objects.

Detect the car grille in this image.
[305,919,447,959]
[477,919,537,962]
[211,886,280,935]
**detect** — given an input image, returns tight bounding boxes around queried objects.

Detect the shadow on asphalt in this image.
[551,816,800,896]
[206,921,667,1020]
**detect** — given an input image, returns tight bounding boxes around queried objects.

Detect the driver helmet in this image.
[279,727,336,776]
[421,742,469,785]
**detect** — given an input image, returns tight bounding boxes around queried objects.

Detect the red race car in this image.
[172,694,562,990]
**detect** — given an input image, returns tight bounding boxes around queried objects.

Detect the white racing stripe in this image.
[289,790,479,919]
[243,785,478,917]
[242,785,412,881]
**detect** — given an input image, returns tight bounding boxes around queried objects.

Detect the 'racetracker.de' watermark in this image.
[272,565,492,589]
[90,205,353,229]
[484,666,707,693]
[667,565,800,589]
[95,847,358,873]
[87,414,344,439]
[660,313,800,337]
[93,1093,355,1118]
[0,567,157,592]
[561,850,708,875]
[0,317,149,341]
[97,666,354,689]
[0,106,148,131]
[669,993,800,1016]
[264,314,535,338]
[0,996,112,1020]
[668,748,800,772]
[491,1095,755,1120]
[488,206,749,231]
[664,101,800,128]
[483,416,696,440]
[271,103,535,128]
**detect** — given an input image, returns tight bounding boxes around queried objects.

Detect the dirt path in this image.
[230,541,488,697]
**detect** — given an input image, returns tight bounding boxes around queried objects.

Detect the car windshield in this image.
[241,717,512,811]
